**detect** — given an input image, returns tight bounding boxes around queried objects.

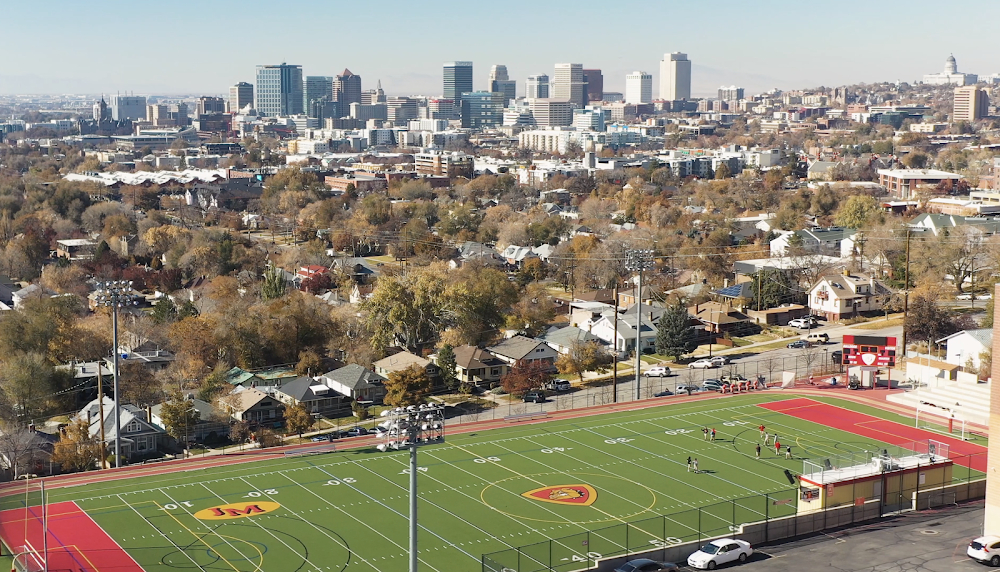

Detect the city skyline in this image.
[1,0,1000,97]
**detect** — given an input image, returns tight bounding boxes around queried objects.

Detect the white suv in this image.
[788,317,817,329]
[644,366,673,377]
[968,536,1000,566]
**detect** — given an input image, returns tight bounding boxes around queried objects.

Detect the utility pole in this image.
[626,249,654,400]
[612,281,619,403]
[901,229,911,355]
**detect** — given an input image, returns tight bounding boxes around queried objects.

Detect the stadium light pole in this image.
[378,404,445,572]
[96,280,139,468]
[626,249,654,400]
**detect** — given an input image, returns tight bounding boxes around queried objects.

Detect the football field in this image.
[0,393,986,572]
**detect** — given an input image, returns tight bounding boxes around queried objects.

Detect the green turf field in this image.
[2,393,985,572]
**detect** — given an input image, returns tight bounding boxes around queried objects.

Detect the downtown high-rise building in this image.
[229,82,254,112]
[552,63,586,107]
[304,76,334,117]
[525,74,549,99]
[718,85,745,101]
[625,71,652,104]
[489,65,517,105]
[583,69,603,101]
[953,85,990,122]
[255,63,304,117]
[443,61,474,100]
[659,52,691,101]
[334,69,363,107]
[110,95,147,121]
[461,91,504,129]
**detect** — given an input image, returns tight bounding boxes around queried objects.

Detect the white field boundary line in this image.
[115,492,210,572]
[275,469,408,572]
[302,460,455,572]
[66,398,797,503]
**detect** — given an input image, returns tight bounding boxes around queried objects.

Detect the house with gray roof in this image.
[907,213,1000,237]
[769,227,858,258]
[543,326,604,355]
[273,376,348,416]
[373,351,437,379]
[487,335,558,369]
[589,312,657,354]
[77,396,165,459]
[439,345,509,386]
[151,398,230,442]
[316,364,386,402]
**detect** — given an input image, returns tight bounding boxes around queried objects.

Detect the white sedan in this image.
[688,359,717,369]
[687,538,752,570]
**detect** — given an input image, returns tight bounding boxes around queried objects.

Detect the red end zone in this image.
[759,398,987,472]
[0,500,142,572]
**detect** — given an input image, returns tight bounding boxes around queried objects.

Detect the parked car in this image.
[645,366,675,377]
[709,356,729,367]
[345,427,369,437]
[977,294,993,300]
[720,373,748,384]
[968,535,1000,566]
[614,558,679,572]
[788,317,818,329]
[675,384,702,394]
[701,379,723,391]
[653,389,673,397]
[687,538,753,570]
[802,332,829,344]
[689,359,717,369]
[956,293,973,301]
[523,390,546,403]
[545,380,572,391]
[831,350,843,364]
[372,426,389,437]
[787,340,810,349]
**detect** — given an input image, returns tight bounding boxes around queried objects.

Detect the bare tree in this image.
[0,423,42,479]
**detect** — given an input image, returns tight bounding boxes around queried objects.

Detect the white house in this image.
[487,335,559,369]
[770,227,858,258]
[589,313,657,354]
[937,328,992,370]
[809,271,890,321]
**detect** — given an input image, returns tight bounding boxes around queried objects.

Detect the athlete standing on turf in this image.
[687,456,692,472]
[692,458,699,473]
[759,424,765,439]
[786,446,792,459]
[774,439,781,455]
[755,444,761,459]
[710,428,716,442]
[702,427,709,440]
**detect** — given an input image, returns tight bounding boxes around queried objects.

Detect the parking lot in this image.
[741,501,985,572]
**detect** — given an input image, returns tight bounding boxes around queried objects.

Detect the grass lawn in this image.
[1,394,982,572]
[852,317,905,330]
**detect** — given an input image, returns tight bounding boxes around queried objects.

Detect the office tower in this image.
[460,91,504,129]
[717,86,744,101]
[362,80,386,105]
[443,61,474,100]
[304,76,334,117]
[583,69,603,101]
[387,96,419,125]
[255,63,304,116]
[311,100,339,123]
[229,82,254,112]
[953,86,990,122]
[197,96,226,115]
[110,95,147,121]
[489,65,517,105]
[659,52,691,100]
[526,75,549,99]
[529,99,573,127]
[426,99,457,120]
[552,63,586,107]
[573,107,606,131]
[334,69,363,107]
[625,71,653,104]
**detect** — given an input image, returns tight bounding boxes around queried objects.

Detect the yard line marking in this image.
[160,487,265,570]
[301,460,455,572]
[118,494,228,572]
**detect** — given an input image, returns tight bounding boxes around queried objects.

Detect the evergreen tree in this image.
[654,300,698,360]
[261,265,287,301]
[436,344,459,390]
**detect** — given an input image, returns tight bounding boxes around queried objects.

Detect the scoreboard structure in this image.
[841,335,897,367]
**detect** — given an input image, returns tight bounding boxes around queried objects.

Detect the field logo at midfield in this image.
[194,501,281,520]
[522,485,597,506]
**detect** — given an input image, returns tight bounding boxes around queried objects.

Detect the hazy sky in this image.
[2,0,998,97]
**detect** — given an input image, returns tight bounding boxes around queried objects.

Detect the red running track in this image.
[758,397,987,472]
[0,500,142,572]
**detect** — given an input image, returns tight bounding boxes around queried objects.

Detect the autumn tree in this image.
[501,360,553,396]
[556,341,613,383]
[904,295,959,348]
[51,419,102,473]
[158,392,200,442]
[118,362,163,408]
[384,365,433,407]
[284,403,314,438]
[834,195,883,229]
